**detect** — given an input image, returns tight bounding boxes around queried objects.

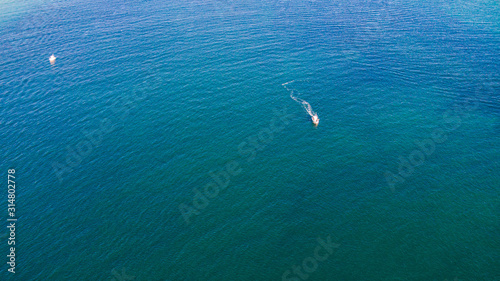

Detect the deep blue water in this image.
[1,0,499,280]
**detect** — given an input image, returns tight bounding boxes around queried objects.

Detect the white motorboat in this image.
[312,114,319,126]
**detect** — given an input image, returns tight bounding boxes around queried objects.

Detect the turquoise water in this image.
[1,0,499,280]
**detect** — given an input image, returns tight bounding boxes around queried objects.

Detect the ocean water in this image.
[1,0,499,280]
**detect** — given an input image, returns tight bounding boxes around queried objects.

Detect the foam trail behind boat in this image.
[282,81,317,118]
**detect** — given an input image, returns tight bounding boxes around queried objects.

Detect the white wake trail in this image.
[282,81,317,118]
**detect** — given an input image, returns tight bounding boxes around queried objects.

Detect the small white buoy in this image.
[49,54,56,64]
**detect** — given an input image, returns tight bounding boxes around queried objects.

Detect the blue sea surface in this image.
[0,0,499,280]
